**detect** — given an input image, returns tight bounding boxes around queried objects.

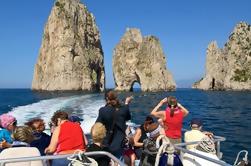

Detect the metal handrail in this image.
[0,151,125,166]
[174,146,232,166]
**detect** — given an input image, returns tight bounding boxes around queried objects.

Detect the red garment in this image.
[164,107,184,139]
[56,121,85,154]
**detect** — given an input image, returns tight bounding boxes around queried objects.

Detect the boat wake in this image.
[9,93,105,134]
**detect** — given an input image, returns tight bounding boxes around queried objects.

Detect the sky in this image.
[0,0,251,89]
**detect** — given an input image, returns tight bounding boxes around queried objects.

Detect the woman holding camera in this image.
[151,96,189,144]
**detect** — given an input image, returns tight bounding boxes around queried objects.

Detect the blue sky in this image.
[0,0,251,88]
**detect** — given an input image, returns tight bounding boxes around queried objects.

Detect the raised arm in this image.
[177,103,189,117]
[150,98,167,120]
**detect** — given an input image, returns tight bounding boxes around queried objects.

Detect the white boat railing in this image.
[0,151,125,166]
[0,126,238,166]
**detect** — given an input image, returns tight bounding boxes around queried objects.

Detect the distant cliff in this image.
[113,28,176,91]
[193,22,251,90]
[32,0,105,91]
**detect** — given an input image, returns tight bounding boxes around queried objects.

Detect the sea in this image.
[0,88,250,164]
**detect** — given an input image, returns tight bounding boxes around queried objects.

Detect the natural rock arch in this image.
[129,74,141,92]
[113,28,176,92]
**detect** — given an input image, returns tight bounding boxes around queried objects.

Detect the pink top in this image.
[164,107,184,139]
[56,121,85,154]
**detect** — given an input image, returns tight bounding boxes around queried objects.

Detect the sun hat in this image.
[147,123,161,138]
[190,118,203,127]
[69,115,83,123]
[0,114,16,129]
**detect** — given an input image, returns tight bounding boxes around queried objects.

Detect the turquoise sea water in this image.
[0,88,250,164]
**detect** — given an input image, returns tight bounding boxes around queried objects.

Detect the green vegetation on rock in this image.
[232,69,251,82]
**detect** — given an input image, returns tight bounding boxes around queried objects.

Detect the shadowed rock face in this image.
[32,0,105,91]
[193,22,251,90]
[113,28,176,92]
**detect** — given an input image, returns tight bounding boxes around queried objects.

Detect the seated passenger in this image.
[0,114,17,150]
[0,126,43,166]
[184,118,213,150]
[183,136,221,166]
[133,115,153,159]
[45,110,85,166]
[140,123,161,166]
[69,115,88,146]
[86,122,110,166]
[25,118,51,155]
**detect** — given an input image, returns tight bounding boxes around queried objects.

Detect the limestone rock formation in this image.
[32,0,105,91]
[193,22,251,90]
[113,28,176,91]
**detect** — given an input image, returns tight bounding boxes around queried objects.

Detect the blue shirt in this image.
[0,128,12,143]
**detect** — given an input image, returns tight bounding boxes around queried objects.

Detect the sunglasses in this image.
[48,122,55,128]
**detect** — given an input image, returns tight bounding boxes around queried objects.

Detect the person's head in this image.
[69,115,83,125]
[91,122,106,144]
[167,96,178,117]
[51,110,68,126]
[190,118,203,130]
[105,90,120,108]
[0,114,17,132]
[143,115,154,129]
[147,123,161,140]
[25,118,45,133]
[12,126,34,144]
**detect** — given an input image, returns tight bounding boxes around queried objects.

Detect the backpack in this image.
[140,137,159,166]
[67,150,98,166]
[155,135,183,166]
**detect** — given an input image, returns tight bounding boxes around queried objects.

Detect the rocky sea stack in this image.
[32,0,105,91]
[113,28,176,91]
[193,22,251,90]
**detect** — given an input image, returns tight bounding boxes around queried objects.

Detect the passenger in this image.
[0,114,17,149]
[0,126,43,166]
[45,111,85,166]
[96,90,132,159]
[25,118,51,155]
[184,118,213,150]
[123,126,136,166]
[86,122,110,166]
[151,96,189,145]
[69,115,88,146]
[133,115,154,159]
[140,123,161,165]
[183,136,221,166]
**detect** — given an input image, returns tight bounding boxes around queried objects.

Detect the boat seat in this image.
[0,147,44,166]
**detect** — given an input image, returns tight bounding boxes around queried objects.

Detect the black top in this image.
[30,132,51,156]
[96,105,131,153]
[86,144,110,166]
[139,124,148,143]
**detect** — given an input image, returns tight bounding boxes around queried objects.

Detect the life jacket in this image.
[155,135,183,166]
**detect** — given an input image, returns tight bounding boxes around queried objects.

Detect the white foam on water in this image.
[9,94,105,134]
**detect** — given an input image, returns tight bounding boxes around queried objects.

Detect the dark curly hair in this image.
[51,111,68,126]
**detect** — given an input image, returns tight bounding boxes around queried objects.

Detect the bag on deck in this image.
[67,150,98,166]
[155,135,183,166]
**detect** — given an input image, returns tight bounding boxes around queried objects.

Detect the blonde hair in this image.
[91,122,106,143]
[13,126,34,143]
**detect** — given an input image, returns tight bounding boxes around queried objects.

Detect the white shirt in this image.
[184,129,206,150]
